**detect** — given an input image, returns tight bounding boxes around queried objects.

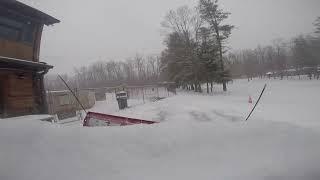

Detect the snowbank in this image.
[1,78,320,180]
[1,117,320,180]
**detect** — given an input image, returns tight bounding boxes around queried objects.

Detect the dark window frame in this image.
[0,23,21,41]
[0,13,36,45]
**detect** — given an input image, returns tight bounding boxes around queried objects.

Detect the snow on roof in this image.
[0,114,54,122]
[47,90,70,93]
[285,69,297,72]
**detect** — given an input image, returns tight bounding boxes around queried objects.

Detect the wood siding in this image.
[4,73,36,116]
[0,75,5,117]
[0,39,34,60]
[7,73,35,114]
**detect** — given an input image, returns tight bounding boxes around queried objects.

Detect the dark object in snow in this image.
[57,111,77,120]
[116,91,128,110]
[149,97,166,102]
[95,90,107,101]
[246,84,267,121]
[83,111,157,127]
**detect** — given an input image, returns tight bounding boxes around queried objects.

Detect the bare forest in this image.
[45,1,320,93]
[228,21,320,81]
[45,55,162,90]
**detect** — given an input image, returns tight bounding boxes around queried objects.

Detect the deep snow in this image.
[1,78,320,180]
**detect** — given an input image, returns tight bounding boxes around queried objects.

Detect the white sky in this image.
[20,0,320,74]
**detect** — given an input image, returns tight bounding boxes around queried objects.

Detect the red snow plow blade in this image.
[83,111,157,127]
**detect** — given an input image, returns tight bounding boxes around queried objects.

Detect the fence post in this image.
[142,87,145,103]
[157,86,159,98]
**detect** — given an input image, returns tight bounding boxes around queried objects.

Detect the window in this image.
[0,25,19,40]
[21,22,35,43]
[0,16,23,29]
[0,16,35,44]
[0,16,23,41]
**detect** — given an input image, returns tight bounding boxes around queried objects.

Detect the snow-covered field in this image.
[1,78,320,180]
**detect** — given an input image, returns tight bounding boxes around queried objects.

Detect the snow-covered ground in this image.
[1,78,320,180]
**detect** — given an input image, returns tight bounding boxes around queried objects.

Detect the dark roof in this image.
[0,0,60,25]
[0,56,53,72]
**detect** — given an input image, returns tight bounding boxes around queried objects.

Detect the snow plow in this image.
[58,75,157,127]
[83,111,157,127]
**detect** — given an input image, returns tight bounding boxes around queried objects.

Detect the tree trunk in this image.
[198,83,202,93]
[215,27,227,92]
[211,82,213,93]
[207,82,209,94]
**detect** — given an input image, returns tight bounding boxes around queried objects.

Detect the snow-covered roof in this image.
[117,91,127,94]
[285,69,297,72]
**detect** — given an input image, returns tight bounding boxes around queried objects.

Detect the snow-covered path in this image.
[1,78,320,180]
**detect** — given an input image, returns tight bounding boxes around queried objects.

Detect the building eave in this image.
[0,0,60,25]
[0,56,53,72]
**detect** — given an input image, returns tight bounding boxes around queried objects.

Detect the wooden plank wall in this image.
[6,73,36,115]
[0,39,34,60]
[0,75,5,117]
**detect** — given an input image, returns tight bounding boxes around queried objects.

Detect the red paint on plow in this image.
[83,111,158,127]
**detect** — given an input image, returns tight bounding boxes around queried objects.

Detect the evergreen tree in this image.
[197,27,219,92]
[199,0,234,91]
[292,35,317,69]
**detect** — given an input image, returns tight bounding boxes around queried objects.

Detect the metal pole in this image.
[245,84,267,121]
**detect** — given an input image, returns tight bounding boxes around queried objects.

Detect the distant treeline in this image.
[45,54,162,90]
[228,17,320,80]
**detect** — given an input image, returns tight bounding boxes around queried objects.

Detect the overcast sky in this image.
[20,0,320,74]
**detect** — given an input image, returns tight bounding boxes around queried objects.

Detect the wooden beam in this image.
[33,24,43,62]
[39,74,48,114]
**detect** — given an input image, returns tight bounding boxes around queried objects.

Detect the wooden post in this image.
[39,74,49,114]
[2,74,9,118]
[0,75,4,118]
[156,86,159,98]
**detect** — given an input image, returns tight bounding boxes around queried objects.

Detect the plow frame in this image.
[83,111,157,127]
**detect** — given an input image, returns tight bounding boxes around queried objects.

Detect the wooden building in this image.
[0,0,60,118]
